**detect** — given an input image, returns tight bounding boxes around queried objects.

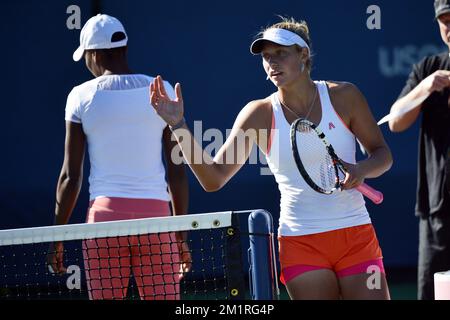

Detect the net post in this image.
[248,210,277,300]
[224,212,246,300]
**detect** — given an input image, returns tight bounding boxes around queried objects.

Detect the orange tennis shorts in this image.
[278,224,385,284]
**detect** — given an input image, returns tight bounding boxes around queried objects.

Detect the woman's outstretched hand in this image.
[150,75,184,127]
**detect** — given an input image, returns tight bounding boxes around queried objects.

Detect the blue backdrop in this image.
[0,0,445,268]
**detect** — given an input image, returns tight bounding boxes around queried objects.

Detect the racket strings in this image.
[295,123,337,191]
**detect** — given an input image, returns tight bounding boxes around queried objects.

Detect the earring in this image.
[300,62,305,73]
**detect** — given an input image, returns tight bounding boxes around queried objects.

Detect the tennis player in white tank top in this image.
[151,17,393,300]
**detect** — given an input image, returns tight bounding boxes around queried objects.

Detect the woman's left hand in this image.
[150,76,184,127]
[339,161,366,190]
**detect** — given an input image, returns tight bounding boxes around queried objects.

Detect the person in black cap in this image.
[389,0,450,300]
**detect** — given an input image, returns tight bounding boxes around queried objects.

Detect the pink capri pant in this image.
[82,197,181,300]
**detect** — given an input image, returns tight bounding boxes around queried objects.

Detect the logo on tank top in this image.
[328,122,336,130]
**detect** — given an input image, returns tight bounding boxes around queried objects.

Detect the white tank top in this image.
[265,80,371,236]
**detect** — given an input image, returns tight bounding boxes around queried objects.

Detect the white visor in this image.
[250,28,309,55]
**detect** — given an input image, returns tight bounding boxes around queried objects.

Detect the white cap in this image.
[250,28,309,55]
[73,14,128,62]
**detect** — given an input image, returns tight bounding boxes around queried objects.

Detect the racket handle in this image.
[356,183,384,204]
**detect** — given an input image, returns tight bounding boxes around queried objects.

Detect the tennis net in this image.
[0,210,277,300]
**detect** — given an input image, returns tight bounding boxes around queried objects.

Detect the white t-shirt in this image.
[65,74,173,201]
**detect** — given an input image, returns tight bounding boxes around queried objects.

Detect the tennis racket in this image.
[290,118,384,204]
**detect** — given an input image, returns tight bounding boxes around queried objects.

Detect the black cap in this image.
[435,0,450,19]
